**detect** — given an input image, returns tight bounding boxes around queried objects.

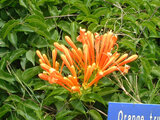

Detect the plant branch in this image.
[45,14,78,19]
[138,7,160,38]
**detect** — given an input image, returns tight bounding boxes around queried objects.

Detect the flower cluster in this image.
[36,28,138,94]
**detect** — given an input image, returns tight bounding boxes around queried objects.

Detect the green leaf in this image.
[20,57,27,70]
[0,38,8,47]
[148,79,160,103]
[24,100,40,111]
[88,23,100,32]
[60,4,78,15]
[140,57,151,74]
[26,50,35,66]
[98,87,119,96]
[120,39,136,52]
[81,93,106,105]
[0,104,11,118]
[124,0,139,11]
[70,99,86,114]
[8,31,18,48]
[16,105,38,120]
[51,30,59,41]
[0,19,5,28]
[56,109,78,120]
[142,21,157,36]
[15,24,34,32]
[54,96,66,101]
[25,15,50,40]
[0,48,9,57]
[151,66,160,77]
[0,80,16,93]
[48,5,59,18]
[80,15,98,24]
[88,109,103,120]
[1,20,20,39]
[0,70,14,83]
[22,66,41,82]
[70,22,78,42]
[73,2,90,15]
[19,0,28,8]
[9,48,26,64]
[0,55,7,70]
[58,21,71,35]
[28,34,49,48]
[5,94,22,103]
[152,17,160,28]
[0,0,15,9]
[26,23,50,40]
[33,81,49,91]
[92,7,108,17]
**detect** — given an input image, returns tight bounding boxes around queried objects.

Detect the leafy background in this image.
[0,0,160,119]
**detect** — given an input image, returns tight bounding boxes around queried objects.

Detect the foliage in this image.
[0,0,160,119]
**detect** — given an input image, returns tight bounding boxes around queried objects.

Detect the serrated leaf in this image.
[9,48,26,64]
[88,109,103,120]
[22,66,41,82]
[26,50,35,66]
[0,70,14,83]
[1,20,20,39]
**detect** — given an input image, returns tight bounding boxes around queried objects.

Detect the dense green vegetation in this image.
[0,0,160,119]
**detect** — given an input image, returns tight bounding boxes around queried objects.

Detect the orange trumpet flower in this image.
[36,28,138,94]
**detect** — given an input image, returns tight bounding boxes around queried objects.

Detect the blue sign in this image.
[108,102,160,120]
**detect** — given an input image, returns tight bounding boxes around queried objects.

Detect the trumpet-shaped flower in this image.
[36,28,138,93]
